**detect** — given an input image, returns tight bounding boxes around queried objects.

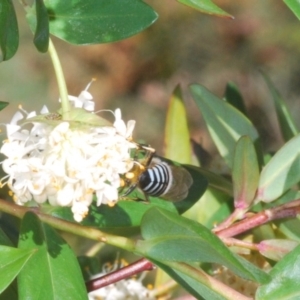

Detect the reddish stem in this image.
[216,199,300,238]
[86,258,155,292]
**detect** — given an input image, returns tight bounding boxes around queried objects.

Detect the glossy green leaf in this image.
[27,0,158,45]
[224,82,247,115]
[33,0,49,52]
[190,84,260,169]
[261,72,298,141]
[18,212,88,300]
[256,244,300,299]
[140,207,270,283]
[258,239,299,261]
[177,0,233,18]
[0,246,35,294]
[165,85,191,164]
[0,0,19,61]
[284,0,300,20]
[257,133,300,202]
[232,136,259,209]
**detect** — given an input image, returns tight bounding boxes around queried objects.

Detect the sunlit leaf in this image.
[0,0,19,61]
[284,0,300,20]
[177,0,233,18]
[27,0,158,44]
[140,207,270,283]
[261,71,298,141]
[232,136,259,209]
[18,212,88,300]
[165,85,191,164]
[33,0,49,52]
[0,246,35,294]
[257,133,300,202]
[224,82,247,115]
[190,84,260,169]
[256,244,300,299]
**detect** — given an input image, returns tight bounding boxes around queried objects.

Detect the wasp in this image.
[121,144,193,202]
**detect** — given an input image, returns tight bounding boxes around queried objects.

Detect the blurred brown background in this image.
[0,0,300,158]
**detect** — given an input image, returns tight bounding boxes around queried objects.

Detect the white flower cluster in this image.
[0,86,136,222]
[88,262,155,300]
[88,279,155,300]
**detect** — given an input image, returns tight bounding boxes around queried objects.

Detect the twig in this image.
[86,258,155,292]
[215,199,300,238]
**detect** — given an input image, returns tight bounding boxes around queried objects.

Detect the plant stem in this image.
[0,199,135,252]
[86,258,154,292]
[216,199,300,238]
[222,237,259,251]
[48,39,70,118]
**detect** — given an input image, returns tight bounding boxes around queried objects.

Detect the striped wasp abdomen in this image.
[122,143,193,202]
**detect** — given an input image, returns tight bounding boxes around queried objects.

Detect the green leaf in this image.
[277,218,300,242]
[27,0,158,45]
[257,133,300,202]
[256,244,300,299]
[140,207,270,283]
[177,0,233,18]
[33,0,50,52]
[284,0,300,20]
[198,189,231,229]
[232,136,259,209]
[0,245,35,294]
[190,84,260,169]
[0,227,13,247]
[261,72,298,141]
[0,102,9,111]
[18,212,88,300]
[196,168,233,196]
[224,82,247,115]
[165,85,191,164]
[0,0,19,61]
